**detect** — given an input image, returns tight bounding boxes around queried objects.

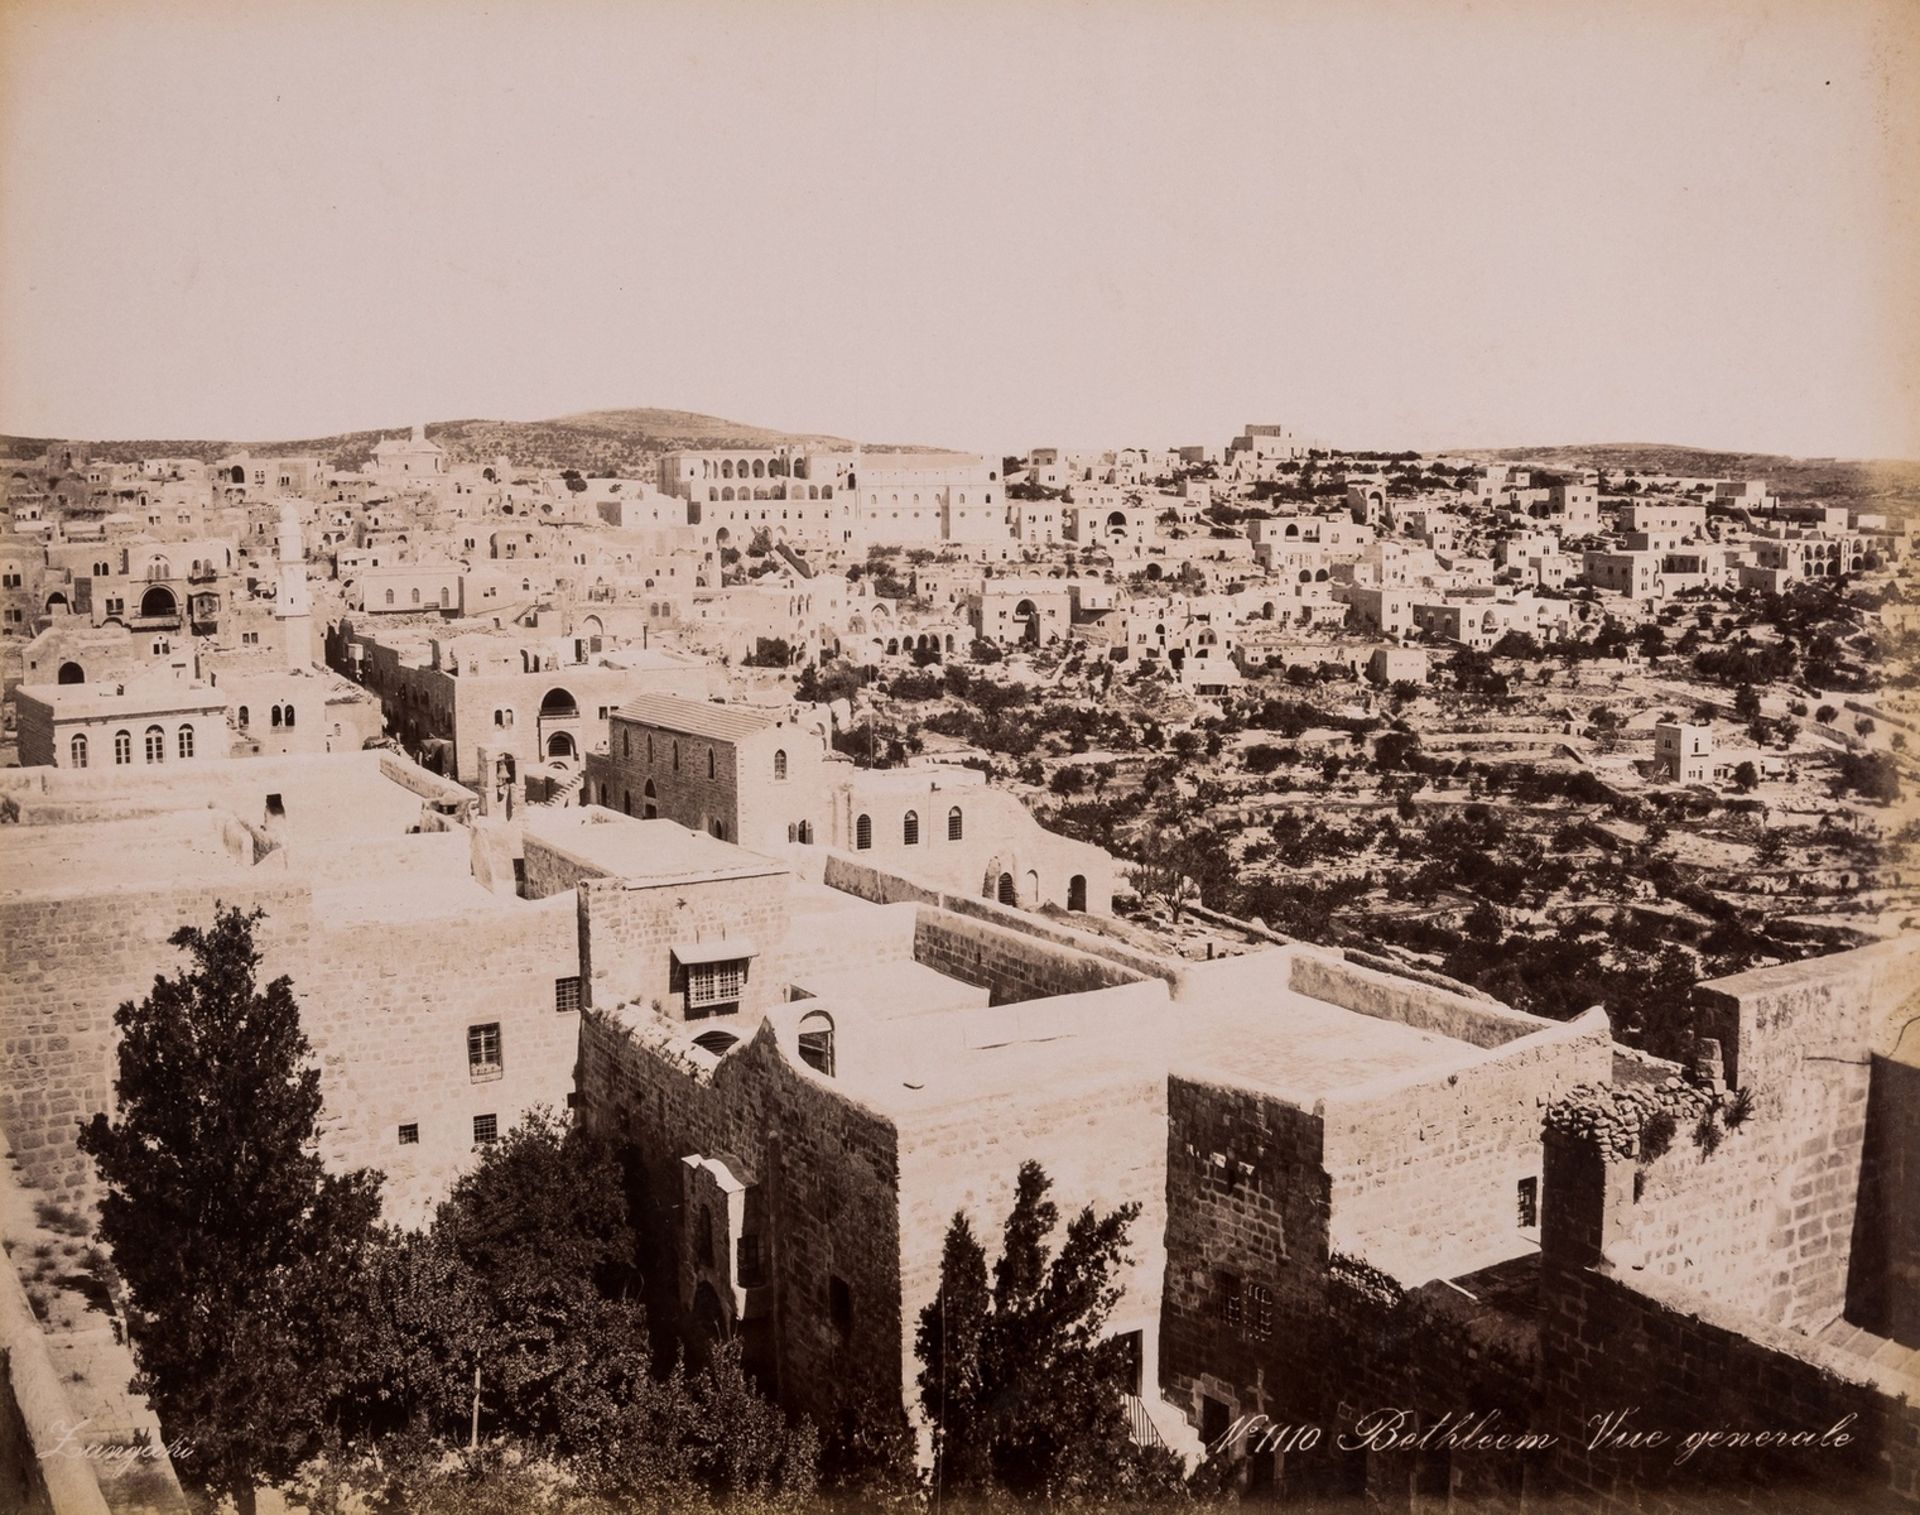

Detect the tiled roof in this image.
[613,693,778,742]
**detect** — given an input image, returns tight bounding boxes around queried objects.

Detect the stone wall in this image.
[295,896,581,1224]
[911,904,1146,1006]
[0,868,581,1227]
[1289,949,1547,1048]
[1537,1251,1920,1511]
[576,1011,906,1438]
[1,1246,111,1515]
[0,877,312,1206]
[577,871,792,1018]
[892,1042,1170,1449]
[1322,1009,1612,1282]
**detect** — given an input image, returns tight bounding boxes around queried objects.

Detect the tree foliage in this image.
[915,1161,1184,1505]
[78,905,385,1497]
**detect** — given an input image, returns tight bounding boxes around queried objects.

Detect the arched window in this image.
[642,779,657,818]
[798,1009,835,1076]
[238,706,249,729]
[144,725,165,763]
[69,733,87,768]
[773,748,787,780]
[673,741,679,771]
[797,819,813,844]
[284,705,295,728]
[623,729,631,758]
[384,589,395,606]
[855,814,872,850]
[114,730,131,765]
[903,810,919,845]
[178,725,194,759]
[411,587,421,604]
[708,748,716,779]
[272,705,283,728]
[948,806,963,841]
[998,873,1016,905]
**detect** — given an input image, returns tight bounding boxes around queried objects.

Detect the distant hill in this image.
[1455,442,1920,514]
[0,406,960,476]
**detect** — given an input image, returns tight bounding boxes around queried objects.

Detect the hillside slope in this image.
[1456,442,1920,513]
[2,406,954,476]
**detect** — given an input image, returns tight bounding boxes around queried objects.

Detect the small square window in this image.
[473,1113,498,1145]
[397,1123,419,1146]
[555,976,583,1013]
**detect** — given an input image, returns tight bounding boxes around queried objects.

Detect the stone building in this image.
[14,676,228,769]
[588,692,1115,912]
[328,619,715,781]
[1654,720,1714,784]
[0,750,577,1227]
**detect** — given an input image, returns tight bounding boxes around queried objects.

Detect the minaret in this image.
[274,501,313,670]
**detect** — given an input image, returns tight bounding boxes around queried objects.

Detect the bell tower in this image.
[274,500,312,669]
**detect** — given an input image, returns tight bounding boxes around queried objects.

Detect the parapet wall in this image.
[912,904,1147,1006]
[1538,1254,1920,1512]
[1323,1008,1613,1283]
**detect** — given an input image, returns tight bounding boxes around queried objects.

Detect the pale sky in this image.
[1,0,1916,458]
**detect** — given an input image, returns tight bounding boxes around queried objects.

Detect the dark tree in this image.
[78,905,384,1501]
[915,1161,1183,1505]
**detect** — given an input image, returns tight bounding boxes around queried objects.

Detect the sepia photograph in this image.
[1,1,1917,1511]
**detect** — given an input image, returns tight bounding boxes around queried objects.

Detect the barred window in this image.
[397,1123,419,1146]
[468,1022,503,1079]
[686,960,746,1016]
[473,1113,498,1145]
[1517,1176,1539,1230]
[1247,1282,1273,1341]
[554,976,582,1013]
[1220,1272,1243,1330]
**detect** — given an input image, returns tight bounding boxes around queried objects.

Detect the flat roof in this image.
[1177,989,1480,1097]
[1,812,244,894]
[16,681,227,720]
[523,807,785,882]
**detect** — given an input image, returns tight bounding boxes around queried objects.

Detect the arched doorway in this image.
[1014,598,1040,645]
[1068,875,1087,912]
[139,584,177,618]
[56,661,84,685]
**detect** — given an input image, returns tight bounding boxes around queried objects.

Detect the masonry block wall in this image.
[576,1012,905,1438]
[1537,1251,1920,1512]
[0,865,581,1226]
[577,871,792,1018]
[892,1054,1170,1444]
[1161,1078,1332,1429]
[911,905,1145,1006]
[0,878,312,1207]
[1161,1076,1546,1510]
[1570,943,1914,1330]
[294,895,582,1224]
[600,715,749,839]
[1322,1011,1612,1281]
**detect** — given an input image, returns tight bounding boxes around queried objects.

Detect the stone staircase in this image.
[527,766,586,809]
